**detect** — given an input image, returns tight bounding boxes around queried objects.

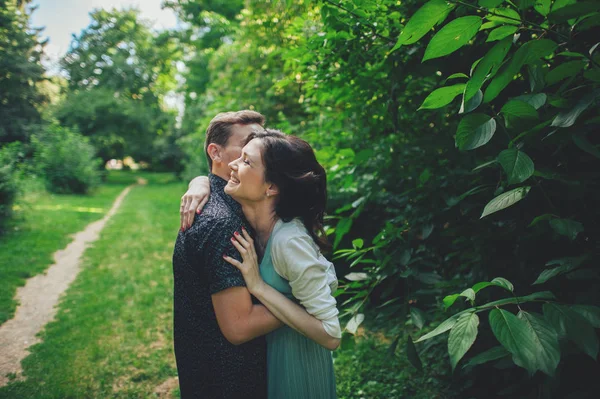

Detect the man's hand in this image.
[180,176,210,230]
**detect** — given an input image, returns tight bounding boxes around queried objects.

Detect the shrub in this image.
[0,164,17,232]
[0,142,25,231]
[32,124,101,194]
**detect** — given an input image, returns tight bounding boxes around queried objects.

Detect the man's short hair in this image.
[204,110,266,169]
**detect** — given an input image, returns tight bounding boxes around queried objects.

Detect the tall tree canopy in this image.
[0,0,46,144]
[56,8,180,164]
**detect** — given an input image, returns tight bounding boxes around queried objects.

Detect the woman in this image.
[222,129,340,398]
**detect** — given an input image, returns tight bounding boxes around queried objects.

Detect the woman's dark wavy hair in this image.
[246,129,330,252]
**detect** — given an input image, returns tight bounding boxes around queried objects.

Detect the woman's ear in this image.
[266,184,279,198]
[207,143,221,163]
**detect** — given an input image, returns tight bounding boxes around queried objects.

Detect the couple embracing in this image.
[172,110,341,398]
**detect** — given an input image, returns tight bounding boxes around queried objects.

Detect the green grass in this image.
[1,171,451,398]
[0,172,140,325]
[334,331,456,399]
[0,172,186,398]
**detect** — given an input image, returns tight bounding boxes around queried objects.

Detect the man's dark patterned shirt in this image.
[172,174,266,399]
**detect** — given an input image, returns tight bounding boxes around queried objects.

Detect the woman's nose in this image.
[229,159,238,170]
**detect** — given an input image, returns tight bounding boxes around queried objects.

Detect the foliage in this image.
[0,0,46,144]
[170,0,600,396]
[31,124,101,194]
[0,163,17,232]
[56,8,179,165]
[334,331,456,399]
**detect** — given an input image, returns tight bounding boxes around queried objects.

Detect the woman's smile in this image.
[229,172,240,185]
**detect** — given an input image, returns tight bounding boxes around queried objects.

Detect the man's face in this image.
[219,123,261,166]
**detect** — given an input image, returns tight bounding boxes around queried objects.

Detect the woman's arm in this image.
[224,229,340,351]
[180,176,210,230]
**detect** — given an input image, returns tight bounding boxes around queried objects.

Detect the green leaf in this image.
[557,51,587,58]
[533,266,569,284]
[479,0,505,7]
[423,16,483,62]
[491,277,514,292]
[480,186,531,218]
[552,0,576,13]
[460,288,476,302]
[459,89,483,114]
[487,7,522,25]
[445,72,470,83]
[487,25,518,42]
[571,305,600,328]
[513,93,547,109]
[515,0,536,10]
[544,303,599,359]
[501,100,539,129]
[485,40,557,103]
[528,213,557,227]
[419,84,466,110]
[533,255,587,285]
[407,336,423,370]
[411,307,427,330]
[463,346,509,369]
[528,61,546,92]
[345,272,368,281]
[573,133,600,159]
[448,312,480,370]
[352,238,364,249]
[551,91,598,127]
[393,0,456,49]
[472,277,514,293]
[477,291,555,310]
[472,159,498,171]
[443,293,461,309]
[548,2,600,23]
[584,68,600,82]
[545,60,587,86]
[534,0,552,16]
[549,218,583,240]
[334,217,353,248]
[465,37,512,102]
[489,309,539,374]
[456,114,497,150]
[497,148,535,185]
[345,313,365,334]
[472,281,494,293]
[577,14,600,31]
[517,311,560,376]
[416,310,474,342]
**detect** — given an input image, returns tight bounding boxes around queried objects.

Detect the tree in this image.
[56,8,179,164]
[0,0,47,144]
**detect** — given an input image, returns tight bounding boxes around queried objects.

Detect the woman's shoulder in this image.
[272,218,312,248]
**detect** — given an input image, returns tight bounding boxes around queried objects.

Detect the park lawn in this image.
[0,171,449,398]
[0,172,141,325]
[0,172,186,398]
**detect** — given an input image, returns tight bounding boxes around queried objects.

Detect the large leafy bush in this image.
[32,125,101,194]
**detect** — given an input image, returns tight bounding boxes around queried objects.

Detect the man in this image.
[172,110,282,398]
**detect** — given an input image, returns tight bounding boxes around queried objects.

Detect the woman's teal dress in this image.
[259,234,337,399]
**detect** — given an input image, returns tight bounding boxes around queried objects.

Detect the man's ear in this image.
[207,143,221,164]
[266,184,279,198]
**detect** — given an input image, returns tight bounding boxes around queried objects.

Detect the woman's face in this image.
[225,138,271,202]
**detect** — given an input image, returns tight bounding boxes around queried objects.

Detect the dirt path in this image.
[0,183,138,387]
